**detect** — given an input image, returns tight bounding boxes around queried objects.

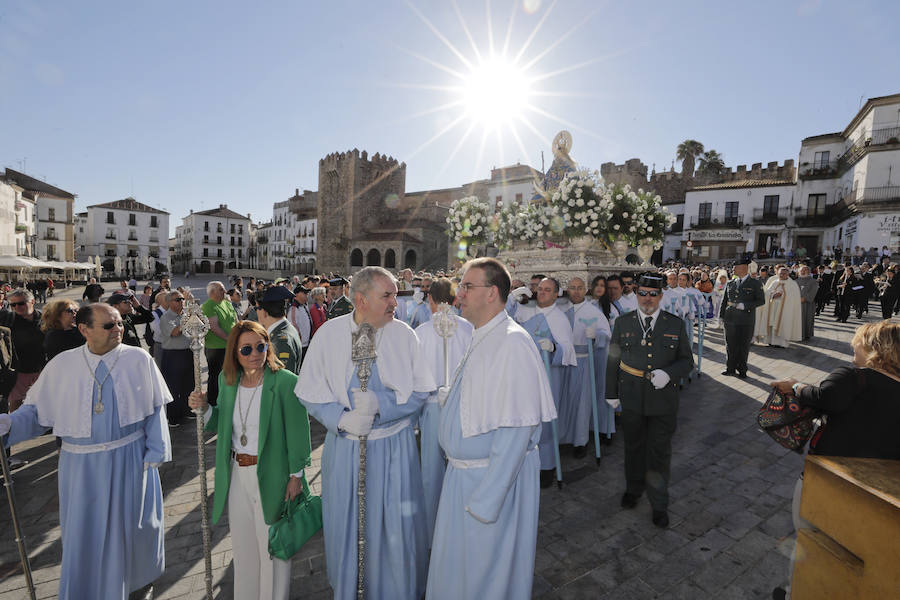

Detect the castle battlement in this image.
[717,159,795,182]
[319,148,403,172]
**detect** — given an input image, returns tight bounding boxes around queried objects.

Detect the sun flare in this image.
[461,57,532,130]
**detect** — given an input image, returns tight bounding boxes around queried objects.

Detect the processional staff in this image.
[351,323,377,600]
[180,300,214,600]
[0,443,36,600]
[431,303,458,388]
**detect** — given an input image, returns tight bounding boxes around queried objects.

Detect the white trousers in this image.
[228,462,292,600]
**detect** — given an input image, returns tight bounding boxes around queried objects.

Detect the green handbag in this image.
[267,492,323,560]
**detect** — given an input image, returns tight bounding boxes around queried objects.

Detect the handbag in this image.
[267,491,323,560]
[757,388,820,453]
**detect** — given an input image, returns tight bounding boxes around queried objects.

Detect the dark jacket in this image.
[799,366,900,460]
[0,309,45,373]
[121,304,155,348]
[719,276,766,326]
[82,283,104,302]
[44,327,85,361]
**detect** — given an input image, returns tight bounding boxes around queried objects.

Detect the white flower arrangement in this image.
[446,195,493,245]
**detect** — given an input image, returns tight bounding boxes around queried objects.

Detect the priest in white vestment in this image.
[764,267,803,348]
[296,266,436,600]
[426,258,556,600]
[1,303,171,600]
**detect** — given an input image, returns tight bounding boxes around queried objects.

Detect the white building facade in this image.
[0,180,26,256]
[178,205,251,274]
[76,198,170,275]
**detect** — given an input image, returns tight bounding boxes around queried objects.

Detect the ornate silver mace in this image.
[351,323,376,600]
[0,445,35,600]
[181,301,213,600]
[431,303,458,387]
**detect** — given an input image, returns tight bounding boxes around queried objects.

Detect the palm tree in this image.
[697,150,726,176]
[676,140,704,177]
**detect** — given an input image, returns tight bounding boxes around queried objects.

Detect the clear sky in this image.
[2,0,899,236]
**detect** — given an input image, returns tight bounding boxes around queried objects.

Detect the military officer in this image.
[606,274,694,528]
[326,277,354,319]
[720,258,766,378]
[255,285,304,374]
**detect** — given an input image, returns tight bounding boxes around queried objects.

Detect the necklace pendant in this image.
[240,434,248,447]
[640,339,646,346]
[94,401,104,414]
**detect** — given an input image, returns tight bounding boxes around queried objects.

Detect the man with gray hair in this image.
[296,266,436,599]
[201,281,237,405]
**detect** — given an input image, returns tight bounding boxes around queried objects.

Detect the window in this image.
[217,223,222,233]
[230,237,234,246]
[128,229,137,241]
[238,224,243,234]
[763,195,779,216]
[725,201,739,218]
[150,216,158,228]
[217,236,222,245]
[203,248,208,257]
[808,193,826,215]
[698,202,712,224]
[107,211,115,224]
[238,249,242,258]
[47,244,56,259]
[106,228,116,240]
[230,248,235,258]
[204,221,209,231]
[515,193,523,203]
[217,249,223,258]
[48,207,56,221]
[230,223,235,234]
[203,235,209,243]
[47,227,57,240]
[813,151,830,169]
[128,214,136,226]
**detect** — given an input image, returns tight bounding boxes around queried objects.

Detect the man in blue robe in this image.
[296,266,436,600]
[426,257,556,600]
[1,303,172,600]
[514,277,576,488]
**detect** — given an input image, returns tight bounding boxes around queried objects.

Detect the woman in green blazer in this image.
[189,319,311,600]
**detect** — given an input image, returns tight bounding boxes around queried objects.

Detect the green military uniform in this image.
[327,295,353,320]
[607,309,693,511]
[270,319,303,374]
[720,273,765,376]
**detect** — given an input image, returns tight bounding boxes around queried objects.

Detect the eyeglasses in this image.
[172,297,185,302]
[100,320,124,330]
[458,282,493,293]
[64,308,78,315]
[9,301,28,307]
[636,290,661,297]
[239,342,268,357]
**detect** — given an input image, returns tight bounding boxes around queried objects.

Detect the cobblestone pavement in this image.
[0,291,892,599]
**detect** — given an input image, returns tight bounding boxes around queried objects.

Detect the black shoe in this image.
[621,492,640,509]
[652,510,669,528]
[572,445,587,459]
[721,370,736,376]
[540,469,555,489]
[737,372,747,379]
[772,587,787,600]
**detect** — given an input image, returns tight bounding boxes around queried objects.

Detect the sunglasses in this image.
[100,320,124,330]
[10,301,28,307]
[172,297,185,302]
[239,342,268,357]
[636,290,661,297]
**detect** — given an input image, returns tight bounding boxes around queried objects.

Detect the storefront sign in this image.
[876,214,900,232]
[845,218,858,236]
[686,230,745,241]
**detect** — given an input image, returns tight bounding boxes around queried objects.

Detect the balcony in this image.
[794,207,830,227]
[689,214,744,229]
[752,207,789,224]
[837,126,900,169]
[105,234,117,240]
[43,234,59,240]
[856,185,900,206]
[15,224,27,233]
[798,160,839,180]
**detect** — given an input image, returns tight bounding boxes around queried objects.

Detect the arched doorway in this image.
[214,261,225,273]
[384,248,396,269]
[404,249,416,270]
[366,249,381,266]
[199,260,211,273]
[350,248,363,267]
[227,261,236,269]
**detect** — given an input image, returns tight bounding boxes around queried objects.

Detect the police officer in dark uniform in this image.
[326,277,353,319]
[606,274,694,528]
[256,285,303,374]
[720,258,765,379]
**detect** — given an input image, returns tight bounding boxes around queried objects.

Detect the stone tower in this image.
[316,149,406,274]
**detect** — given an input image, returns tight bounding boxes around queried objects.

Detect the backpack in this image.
[0,325,16,397]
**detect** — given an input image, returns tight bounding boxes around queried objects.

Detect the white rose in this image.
[576,199,584,207]
[622,212,629,218]
[648,215,654,221]
[629,226,636,232]
[613,224,620,230]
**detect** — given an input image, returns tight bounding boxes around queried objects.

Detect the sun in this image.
[461,56,532,131]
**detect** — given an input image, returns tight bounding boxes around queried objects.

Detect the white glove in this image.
[511,286,531,302]
[650,369,670,390]
[436,386,450,407]
[338,410,375,437]
[351,389,379,417]
[606,398,621,409]
[585,326,596,339]
[538,338,555,353]
[413,290,424,304]
[0,413,10,436]
[735,302,745,310]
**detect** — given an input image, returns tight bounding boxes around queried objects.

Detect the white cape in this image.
[457,310,557,437]
[415,316,474,388]
[25,344,172,438]
[513,304,577,366]
[764,277,803,342]
[296,312,436,408]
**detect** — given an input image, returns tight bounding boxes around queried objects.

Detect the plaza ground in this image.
[0,285,891,599]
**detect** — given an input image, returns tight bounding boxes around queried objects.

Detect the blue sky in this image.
[2,0,899,235]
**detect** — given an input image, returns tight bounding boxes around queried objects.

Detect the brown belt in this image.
[232,451,258,467]
[619,361,652,381]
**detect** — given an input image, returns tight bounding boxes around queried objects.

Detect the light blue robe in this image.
[408,301,431,329]
[5,360,168,600]
[561,307,610,446]
[519,311,565,470]
[301,363,429,600]
[504,295,519,318]
[426,379,541,599]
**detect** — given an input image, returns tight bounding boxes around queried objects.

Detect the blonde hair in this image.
[40,298,79,332]
[222,320,284,386]
[851,321,900,379]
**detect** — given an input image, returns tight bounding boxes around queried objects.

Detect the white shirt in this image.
[636,307,661,332]
[232,380,263,454]
[289,303,312,347]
